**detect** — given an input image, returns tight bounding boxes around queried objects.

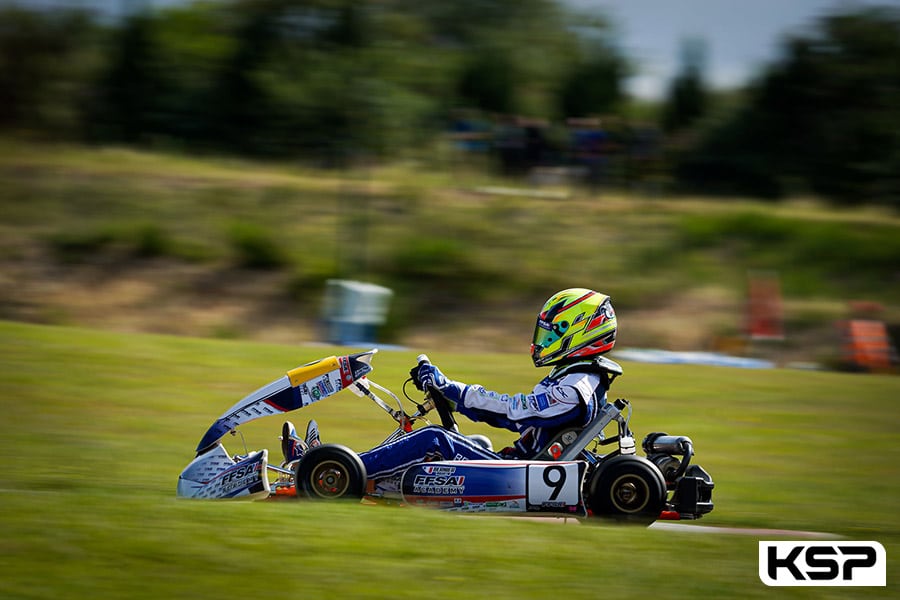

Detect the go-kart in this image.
[177,349,714,524]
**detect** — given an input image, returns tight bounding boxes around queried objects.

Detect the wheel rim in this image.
[309,460,351,498]
[609,473,651,513]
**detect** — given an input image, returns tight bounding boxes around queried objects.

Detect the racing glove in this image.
[410,362,465,410]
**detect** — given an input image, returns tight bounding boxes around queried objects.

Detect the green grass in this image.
[1,320,898,598]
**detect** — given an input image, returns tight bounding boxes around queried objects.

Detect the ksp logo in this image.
[759,541,886,586]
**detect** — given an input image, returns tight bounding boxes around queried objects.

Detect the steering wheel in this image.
[416,354,459,433]
[429,388,459,433]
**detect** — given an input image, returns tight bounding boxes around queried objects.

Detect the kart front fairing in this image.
[177,350,377,500]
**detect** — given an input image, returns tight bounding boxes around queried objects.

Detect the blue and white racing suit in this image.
[358,358,621,485]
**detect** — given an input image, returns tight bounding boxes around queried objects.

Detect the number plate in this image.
[526,462,585,515]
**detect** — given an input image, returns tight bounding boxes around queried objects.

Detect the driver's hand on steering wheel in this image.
[410,361,463,411]
[411,362,448,392]
[409,363,456,410]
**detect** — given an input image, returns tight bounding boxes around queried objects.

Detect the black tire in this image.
[294,444,367,500]
[586,455,667,525]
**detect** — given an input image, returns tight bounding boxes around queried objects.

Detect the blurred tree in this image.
[414,0,597,119]
[552,10,627,121]
[325,1,368,48]
[148,5,236,144]
[89,12,162,143]
[206,1,281,154]
[2,0,624,167]
[675,6,900,206]
[661,37,708,133]
[257,1,385,161]
[558,53,625,119]
[457,46,517,114]
[788,8,900,205]
[412,0,540,45]
[0,7,97,134]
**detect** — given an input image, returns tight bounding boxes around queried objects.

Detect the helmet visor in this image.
[533,316,568,351]
[533,318,555,349]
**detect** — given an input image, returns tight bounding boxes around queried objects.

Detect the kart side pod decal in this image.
[194,350,377,453]
[400,461,587,517]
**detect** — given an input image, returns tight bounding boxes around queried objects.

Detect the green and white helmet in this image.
[531,288,617,367]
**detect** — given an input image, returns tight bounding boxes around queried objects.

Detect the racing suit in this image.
[358,357,622,489]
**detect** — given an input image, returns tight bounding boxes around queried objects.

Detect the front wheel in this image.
[295,444,367,500]
[586,455,666,525]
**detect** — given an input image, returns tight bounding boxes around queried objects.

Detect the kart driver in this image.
[357,288,623,495]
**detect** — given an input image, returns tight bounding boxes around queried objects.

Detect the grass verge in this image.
[1,321,898,597]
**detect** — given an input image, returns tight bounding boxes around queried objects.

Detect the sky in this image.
[572,0,896,98]
[15,0,898,99]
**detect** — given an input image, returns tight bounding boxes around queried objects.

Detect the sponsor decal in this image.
[449,500,525,513]
[759,541,886,587]
[316,378,334,397]
[422,465,457,475]
[532,392,560,411]
[412,474,466,495]
[549,386,575,404]
[554,386,571,399]
[339,356,353,387]
[218,460,263,494]
[414,475,466,486]
[511,395,528,410]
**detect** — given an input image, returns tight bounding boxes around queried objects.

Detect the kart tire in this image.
[586,455,666,525]
[295,444,367,500]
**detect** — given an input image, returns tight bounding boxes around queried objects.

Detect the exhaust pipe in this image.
[642,432,694,456]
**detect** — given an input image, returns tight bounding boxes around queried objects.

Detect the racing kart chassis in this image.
[177,350,714,524]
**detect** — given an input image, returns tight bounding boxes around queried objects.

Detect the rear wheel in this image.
[295,444,367,500]
[587,455,666,525]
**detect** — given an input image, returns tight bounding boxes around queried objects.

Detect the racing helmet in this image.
[531,288,617,367]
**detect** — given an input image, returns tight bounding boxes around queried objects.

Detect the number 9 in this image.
[542,465,567,501]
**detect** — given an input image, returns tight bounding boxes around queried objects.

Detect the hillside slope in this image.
[1,139,898,365]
